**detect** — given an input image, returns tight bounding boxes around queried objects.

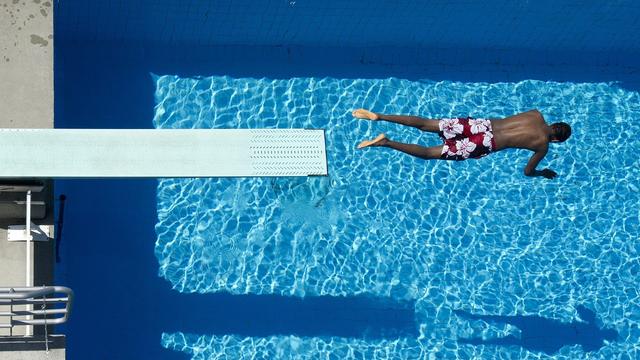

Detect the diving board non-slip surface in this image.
[0,129,327,178]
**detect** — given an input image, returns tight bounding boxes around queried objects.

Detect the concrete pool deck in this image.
[0,1,62,359]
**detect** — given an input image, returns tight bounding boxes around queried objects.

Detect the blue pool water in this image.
[152,76,639,359]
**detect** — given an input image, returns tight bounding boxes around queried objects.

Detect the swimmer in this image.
[354,109,571,179]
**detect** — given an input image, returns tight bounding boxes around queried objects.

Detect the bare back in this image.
[490,110,551,152]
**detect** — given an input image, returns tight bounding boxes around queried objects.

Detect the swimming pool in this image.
[53,1,640,359]
[55,64,640,360]
[152,75,639,359]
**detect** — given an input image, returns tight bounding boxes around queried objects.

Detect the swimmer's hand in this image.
[541,169,557,179]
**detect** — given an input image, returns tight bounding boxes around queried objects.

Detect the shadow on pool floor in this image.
[454,305,618,354]
[163,291,418,339]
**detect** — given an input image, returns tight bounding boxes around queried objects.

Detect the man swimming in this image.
[354,109,571,179]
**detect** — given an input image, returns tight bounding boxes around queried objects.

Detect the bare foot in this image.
[357,133,388,149]
[352,109,379,121]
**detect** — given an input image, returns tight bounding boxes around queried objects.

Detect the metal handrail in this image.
[0,286,73,328]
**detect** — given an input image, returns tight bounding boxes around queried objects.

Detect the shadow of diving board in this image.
[0,129,327,178]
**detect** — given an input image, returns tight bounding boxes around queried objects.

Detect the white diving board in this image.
[0,129,328,178]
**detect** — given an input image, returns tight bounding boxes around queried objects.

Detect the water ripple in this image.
[153,75,640,359]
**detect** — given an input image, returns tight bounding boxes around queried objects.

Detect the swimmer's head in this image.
[550,122,572,142]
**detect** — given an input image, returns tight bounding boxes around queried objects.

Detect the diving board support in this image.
[7,190,50,243]
[5,189,51,336]
[4,188,51,338]
[0,129,328,178]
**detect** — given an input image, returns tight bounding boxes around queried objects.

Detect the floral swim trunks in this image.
[438,117,496,160]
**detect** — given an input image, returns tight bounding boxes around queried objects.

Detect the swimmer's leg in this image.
[353,109,440,132]
[357,134,444,160]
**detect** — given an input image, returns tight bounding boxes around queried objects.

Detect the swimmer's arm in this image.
[524,147,556,179]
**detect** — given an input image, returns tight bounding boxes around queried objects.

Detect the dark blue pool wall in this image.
[56,0,640,63]
[53,1,640,359]
[55,0,640,89]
